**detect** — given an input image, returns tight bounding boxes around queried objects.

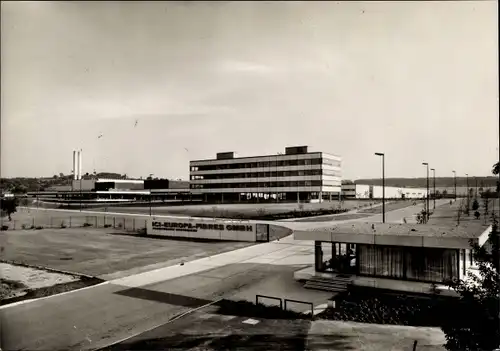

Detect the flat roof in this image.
[190,151,323,163]
[294,222,491,249]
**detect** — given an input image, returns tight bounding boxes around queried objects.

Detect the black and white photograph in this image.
[1,1,499,350]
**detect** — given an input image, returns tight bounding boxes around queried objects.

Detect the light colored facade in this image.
[190,146,342,203]
[342,184,428,199]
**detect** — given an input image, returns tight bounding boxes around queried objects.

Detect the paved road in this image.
[0,200,449,351]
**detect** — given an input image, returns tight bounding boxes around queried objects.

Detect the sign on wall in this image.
[147,218,257,242]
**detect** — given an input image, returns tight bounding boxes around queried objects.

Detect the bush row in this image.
[317,290,460,327]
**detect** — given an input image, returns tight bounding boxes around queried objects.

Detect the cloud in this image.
[217,60,275,74]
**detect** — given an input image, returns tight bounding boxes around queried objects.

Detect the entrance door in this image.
[328,242,357,274]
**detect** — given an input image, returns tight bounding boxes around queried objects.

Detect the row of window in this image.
[190,157,341,172]
[190,169,341,180]
[190,180,327,189]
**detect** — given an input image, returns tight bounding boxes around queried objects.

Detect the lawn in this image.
[92,199,380,220]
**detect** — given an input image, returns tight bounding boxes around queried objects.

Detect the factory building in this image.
[189,146,342,203]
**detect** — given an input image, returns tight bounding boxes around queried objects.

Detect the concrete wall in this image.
[352,276,457,297]
[146,217,257,242]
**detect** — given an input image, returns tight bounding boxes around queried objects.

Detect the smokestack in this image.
[73,150,77,180]
[79,149,83,180]
[76,149,83,179]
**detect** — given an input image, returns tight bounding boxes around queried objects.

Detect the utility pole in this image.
[375,152,385,223]
[422,162,430,222]
[475,176,478,198]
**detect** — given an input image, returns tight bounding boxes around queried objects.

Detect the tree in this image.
[493,162,499,192]
[0,197,18,221]
[442,215,500,350]
[441,162,500,350]
[443,189,448,197]
[472,199,479,211]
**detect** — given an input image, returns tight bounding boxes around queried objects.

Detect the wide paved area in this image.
[0,228,253,279]
[104,306,446,351]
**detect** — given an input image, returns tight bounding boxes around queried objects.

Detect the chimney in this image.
[78,149,83,180]
[72,150,77,180]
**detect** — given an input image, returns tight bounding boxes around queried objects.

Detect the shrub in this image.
[256,208,266,217]
[1,225,9,231]
[60,221,66,228]
[82,222,92,227]
[137,228,147,235]
[103,224,112,228]
[35,226,43,230]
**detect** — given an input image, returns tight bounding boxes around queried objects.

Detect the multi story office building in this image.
[189,146,342,203]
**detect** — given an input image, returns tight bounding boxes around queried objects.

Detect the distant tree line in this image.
[0,172,131,194]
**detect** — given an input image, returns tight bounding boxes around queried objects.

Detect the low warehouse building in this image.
[341,184,428,199]
[294,222,491,296]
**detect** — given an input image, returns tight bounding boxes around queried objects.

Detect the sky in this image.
[1,1,498,180]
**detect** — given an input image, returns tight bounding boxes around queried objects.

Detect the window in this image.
[359,245,458,283]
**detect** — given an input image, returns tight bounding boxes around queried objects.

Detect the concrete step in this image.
[303,274,352,293]
[304,281,348,293]
[306,279,349,288]
[309,275,353,284]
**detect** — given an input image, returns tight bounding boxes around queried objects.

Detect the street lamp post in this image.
[475,176,478,198]
[431,168,436,210]
[466,173,469,211]
[422,162,430,222]
[452,170,457,201]
[375,152,385,223]
[149,173,153,217]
